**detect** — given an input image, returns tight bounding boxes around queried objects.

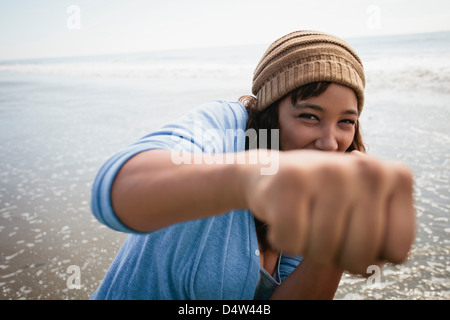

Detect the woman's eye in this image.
[340,119,356,125]
[299,113,318,121]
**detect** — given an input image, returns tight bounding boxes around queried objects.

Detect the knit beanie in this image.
[252,30,365,112]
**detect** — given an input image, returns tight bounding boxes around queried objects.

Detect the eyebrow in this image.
[293,102,359,116]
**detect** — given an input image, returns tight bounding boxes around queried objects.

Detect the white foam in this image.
[0,61,254,81]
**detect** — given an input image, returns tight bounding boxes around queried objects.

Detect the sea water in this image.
[0,31,449,299]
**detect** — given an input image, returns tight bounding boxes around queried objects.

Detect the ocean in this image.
[0,31,449,300]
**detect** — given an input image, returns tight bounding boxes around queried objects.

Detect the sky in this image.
[1,0,450,60]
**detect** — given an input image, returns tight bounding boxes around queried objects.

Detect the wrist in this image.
[233,149,280,212]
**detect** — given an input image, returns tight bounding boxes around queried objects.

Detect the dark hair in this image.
[240,81,366,251]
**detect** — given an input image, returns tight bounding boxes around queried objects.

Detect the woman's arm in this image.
[111,149,251,232]
[270,259,344,300]
[111,148,415,276]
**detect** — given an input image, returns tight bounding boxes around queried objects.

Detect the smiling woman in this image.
[278,84,359,152]
[246,82,363,153]
[90,30,415,300]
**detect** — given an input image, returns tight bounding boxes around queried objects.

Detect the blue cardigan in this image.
[90,100,302,299]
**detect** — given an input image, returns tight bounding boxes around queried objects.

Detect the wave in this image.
[1,32,449,94]
[0,60,255,80]
[2,56,448,94]
[364,53,450,94]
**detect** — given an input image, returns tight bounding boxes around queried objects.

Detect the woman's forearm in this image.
[110,149,256,232]
[269,259,344,300]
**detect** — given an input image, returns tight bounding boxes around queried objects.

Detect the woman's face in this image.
[278,83,359,152]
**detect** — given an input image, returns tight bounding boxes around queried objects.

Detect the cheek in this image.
[280,125,313,150]
[339,130,356,151]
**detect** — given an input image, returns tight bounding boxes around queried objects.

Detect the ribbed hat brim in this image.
[252,31,365,112]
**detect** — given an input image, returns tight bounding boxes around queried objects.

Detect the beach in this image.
[0,31,449,299]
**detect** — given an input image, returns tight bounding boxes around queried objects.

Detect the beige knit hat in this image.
[252,30,365,112]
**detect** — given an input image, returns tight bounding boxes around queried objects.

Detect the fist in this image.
[246,150,416,275]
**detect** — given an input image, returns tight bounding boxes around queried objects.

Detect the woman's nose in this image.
[315,128,339,151]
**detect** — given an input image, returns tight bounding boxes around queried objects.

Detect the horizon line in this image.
[1,29,449,63]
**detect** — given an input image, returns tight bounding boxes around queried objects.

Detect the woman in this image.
[90,31,415,299]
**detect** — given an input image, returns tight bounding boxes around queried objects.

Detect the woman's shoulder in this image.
[174,99,248,134]
[196,99,248,122]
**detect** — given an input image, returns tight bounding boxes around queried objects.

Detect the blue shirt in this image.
[90,100,302,299]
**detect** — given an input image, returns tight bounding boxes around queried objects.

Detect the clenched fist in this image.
[244,150,416,275]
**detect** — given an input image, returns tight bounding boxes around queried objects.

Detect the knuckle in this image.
[354,157,388,194]
[317,162,348,188]
[338,252,372,276]
[384,246,410,265]
[277,164,307,189]
[356,157,384,181]
[395,165,414,190]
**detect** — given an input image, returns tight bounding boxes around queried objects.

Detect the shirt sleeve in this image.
[279,254,303,281]
[90,100,248,233]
